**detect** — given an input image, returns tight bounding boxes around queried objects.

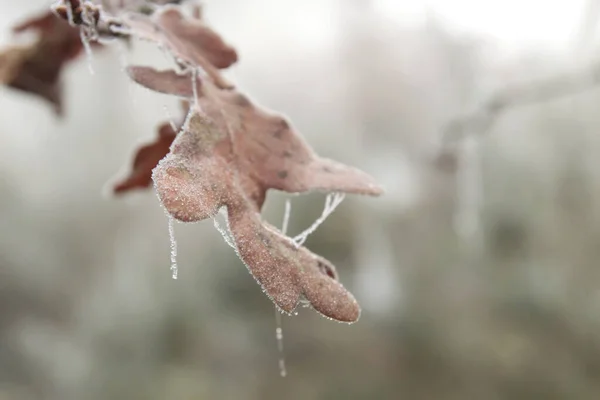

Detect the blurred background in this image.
[2,0,600,399]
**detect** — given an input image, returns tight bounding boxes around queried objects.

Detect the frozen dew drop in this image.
[273,199,292,378]
[275,327,283,341]
[274,311,287,378]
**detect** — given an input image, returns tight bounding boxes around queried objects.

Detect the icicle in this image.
[162,105,179,133]
[293,192,345,247]
[79,4,98,75]
[64,0,76,26]
[213,207,236,249]
[81,5,99,41]
[80,29,96,75]
[191,68,200,107]
[274,310,287,377]
[213,218,236,249]
[274,199,292,378]
[281,198,291,236]
[168,215,178,279]
[181,103,194,131]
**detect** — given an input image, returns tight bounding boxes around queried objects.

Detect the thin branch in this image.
[442,60,600,145]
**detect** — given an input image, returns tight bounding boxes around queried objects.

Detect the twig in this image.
[442,60,600,145]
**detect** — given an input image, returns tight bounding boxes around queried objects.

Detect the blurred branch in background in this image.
[441,0,600,151]
[441,60,600,147]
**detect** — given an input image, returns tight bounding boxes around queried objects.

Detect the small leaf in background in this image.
[113,122,178,194]
[0,10,94,115]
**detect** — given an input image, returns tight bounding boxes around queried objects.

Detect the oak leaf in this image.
[126,65,383,322]
[123,6,237,89]
[0,11,91,115]
[113,122,177,194]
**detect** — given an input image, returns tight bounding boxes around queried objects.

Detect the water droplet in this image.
[274,308,287,378]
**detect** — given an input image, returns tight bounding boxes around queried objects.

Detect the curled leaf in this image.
[113,122,177,194]
[226,205,360,322]
[127,66,384,202]
[127,65,382,322]
[152,108,361,322]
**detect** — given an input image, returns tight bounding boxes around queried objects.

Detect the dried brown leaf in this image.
[113,122,177,194]
[153,109,362,322]
[126,65,383,322]
[124,6,237,88]
[0,11,93,115]
[127,66,383,204]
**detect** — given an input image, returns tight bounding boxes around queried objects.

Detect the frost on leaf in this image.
[0,10,93,115]
[0,1,385,324]
[123,6,237,89]
[126,65,383,322]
